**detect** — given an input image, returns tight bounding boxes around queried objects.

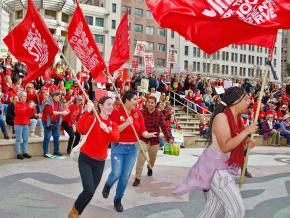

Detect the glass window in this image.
[112,3,117,13]
[95,34,104,44]
[62,13,69,23]
[112,20,116,29]
[184,60,188,70]
[85,16,93,25]
[157,58,166,67]
[45,10,57,19]
[15,10,23,19]
[171,30,174,39]
[122,6,131,14]
[111,37,115,45]
[95,17,104,27]
[134,24,143,33]
[157,28,166,36]
[184,46,189,56]
[157,43,166,52]
[147,42,154,51]
[146,10,153,19]
[135,8,143,17]
[146,26,154,35]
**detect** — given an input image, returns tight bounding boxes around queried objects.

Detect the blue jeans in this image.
[281,131,290,144]
[105,143,138,199]
[0,116,8,135]
[42,120,60,154]
[14,125,29,155]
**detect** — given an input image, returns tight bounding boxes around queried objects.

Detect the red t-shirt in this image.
[110,107,146,143]
[43,68,51,81]
[78,112,119,160]
[26,92,38,104]
[193,94,203,105]
[14,102,36,125]
[42,102,61,121]
[62,103,82,126]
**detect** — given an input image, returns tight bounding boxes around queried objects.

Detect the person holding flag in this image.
[174,87,257,218]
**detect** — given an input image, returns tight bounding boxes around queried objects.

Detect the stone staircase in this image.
[174,106,208,147]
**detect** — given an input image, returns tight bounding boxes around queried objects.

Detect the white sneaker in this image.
[30,132,36,137]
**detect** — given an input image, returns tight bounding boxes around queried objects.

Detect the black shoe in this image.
[102,184,111,199]
[53,152,62,156]
[147,167,153,177]
[23,153,32,159]
[4,135,10,139]
[67,147,72,155]
[17,154,24,160]
[132,178,140,187]
[114,198,123,212]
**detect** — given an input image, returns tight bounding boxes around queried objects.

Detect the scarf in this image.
[224,107,246,168]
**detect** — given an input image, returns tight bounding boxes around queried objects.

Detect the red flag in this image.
[108,12,130,73]
[68,2,106,79]
[94,70,107,84]
[146,0,290,54]
[122,68,129,81]
[3,0,59,84]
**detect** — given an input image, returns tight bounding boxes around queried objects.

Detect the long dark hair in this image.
[97,96,113,113]
[207,87,246,146]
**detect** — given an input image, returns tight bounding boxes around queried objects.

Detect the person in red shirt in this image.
[102,91,156,212]
[193,89,203,112]
[14,91,36,160]
[62,96,83,154]
[68,96,119,218]
[51,62,64,85]
[42,90,69,157]
[25,83,38,104]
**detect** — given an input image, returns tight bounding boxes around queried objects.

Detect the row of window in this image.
[134,24,166,36]
[133,40,166,52]
[122,6,153,19]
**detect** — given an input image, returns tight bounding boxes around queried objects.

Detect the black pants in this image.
[62,121,81,152]
[75,152,105,214]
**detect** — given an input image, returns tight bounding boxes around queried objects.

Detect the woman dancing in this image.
[174,87,257,218]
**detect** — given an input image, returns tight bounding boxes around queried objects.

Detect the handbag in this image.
[163,143,180,156]
[70,116,97,162]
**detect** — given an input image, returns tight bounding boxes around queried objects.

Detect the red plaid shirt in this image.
[141,108,172,145]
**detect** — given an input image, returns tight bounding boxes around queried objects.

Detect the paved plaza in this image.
[1,147,290,218]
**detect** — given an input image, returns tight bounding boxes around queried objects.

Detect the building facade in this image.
[281,30,290,81]
[0,0,10,56]
[1,0,121,71]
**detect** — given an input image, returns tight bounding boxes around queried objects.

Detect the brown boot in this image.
[68,206,79,218]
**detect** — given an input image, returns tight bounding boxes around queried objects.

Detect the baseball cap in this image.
[76,95,83,101]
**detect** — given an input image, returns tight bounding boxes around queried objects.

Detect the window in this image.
[157,58,165,67]
[171,30,174,39]
[197,62,201,72]
[184,46,189,56]
[111,36,115,45]
[45,10,57,19]
[112,20,116,29]
[146,10,153,19]
[157,28,166,36]
[135,8,143,17]
[112,3,117,13]
[193,47,197,57]
[122,6,131,14]
[146,26,154,35]
[193,62,197,71]
[184,60,188,70]
[95,34,104,44]
[85,16,93,25]
[15,10,23,19]
[203,63,207,73]
[147,42,154,51]
[197,48,201,57]
[62,13,69,23]
[134,24,143,33]
[95,17,104,27]
[157,43,166,52]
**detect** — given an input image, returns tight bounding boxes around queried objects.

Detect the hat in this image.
[283,114,290,120]
[18,91,27,98]
[51,90,62,96]
[76,95,83,101]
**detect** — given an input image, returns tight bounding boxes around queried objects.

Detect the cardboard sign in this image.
[134,41,146,57]
[224,80,233,89]
[152,91,161,102]
[140,78,149,93]
[215,86,225,95]
[131,58,139,69]
[144,53,154,68]
[168,48,177,63]
[145,66,154,75]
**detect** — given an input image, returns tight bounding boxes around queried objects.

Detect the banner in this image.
[144,53,154,68]
[140,78,149,93]
[168,48,177,63]
[132,57,139,69]
[134,41,146,57]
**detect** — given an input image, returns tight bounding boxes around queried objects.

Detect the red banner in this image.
[145,0,290,54]
[68,2,106,79]
[109,12,130,74]
[3,0,59,84]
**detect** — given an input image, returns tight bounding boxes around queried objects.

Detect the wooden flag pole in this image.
[239,62,270,188]
[105,69,153,169]
[60,53,102,123]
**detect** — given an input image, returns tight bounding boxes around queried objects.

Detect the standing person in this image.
[174,87,258,218]
[68,97,119,218]
[14,91,36,159]
[132,96,173,186]
[280,114,290,146]
[62,96,83,154]
[102,91,156,212]
[6,95,18,138]
[42,90,68,157]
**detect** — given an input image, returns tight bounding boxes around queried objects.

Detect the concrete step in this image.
[178,121,200,125]
[180,126,199,130]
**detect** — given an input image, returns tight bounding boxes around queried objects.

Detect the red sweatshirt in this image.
[77,112,119,160]
[110,107,146,143]
[14,102,36,125]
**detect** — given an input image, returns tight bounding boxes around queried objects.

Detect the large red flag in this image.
[3,0,59,84]
[68,2,106,79]
[146,0,290,54]
[108,12,130,74]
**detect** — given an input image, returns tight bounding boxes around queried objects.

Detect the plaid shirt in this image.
[141,108,172,145]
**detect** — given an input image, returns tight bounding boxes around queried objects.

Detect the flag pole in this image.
[60,52,102,123]
[104,69,153,169]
